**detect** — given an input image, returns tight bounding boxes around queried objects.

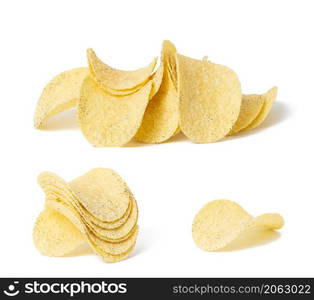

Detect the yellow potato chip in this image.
[244,87,278,131]
[33,208,84,257]
[192,199,284,251]
[78,77,152,147]
[149,62,164,98]
[34,68,89,128]
[177,54,242,143]
[135,41,180,143]
[229,94,264,135]
[87,48,157,91]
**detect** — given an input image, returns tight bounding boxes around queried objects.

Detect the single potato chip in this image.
[177,54,242,143]
[135,41,180,143]
[229,94,264,135]
[78,77,152,147]
[162,40,178,89]
[244,87,277,131]
[149,62,164,98]
[33,208,85,257]
[34,68,89,128]
[192,199,284,251]
[87,48,157,91]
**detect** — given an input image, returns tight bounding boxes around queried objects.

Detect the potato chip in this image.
[177,54,242,143]
[229,94,264,135]
[87,48,157,91]
[162,40,178,89]
[33,208,84,257]
[244,87,277,131]
[149,62,164,98]
[78,77,152,147]
[34,68,89,128]
[192,199,284,251]
[135,41,180,143]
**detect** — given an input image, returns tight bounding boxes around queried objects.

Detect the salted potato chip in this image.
[78,77,152,147]
[135,76,179,143]
[177,54,242,143]
[163,40,178,89]
[87,48,157,91]
[34,68,89,128]
[135,41,180,143]
[192,199,284,251]
[244,87,277,131]
[149,62,164,98]
[229,94,264,135]
[33,208,84,257]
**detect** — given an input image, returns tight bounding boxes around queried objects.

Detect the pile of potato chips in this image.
[192,199,284,251]
[33,168,139,262]
[34,40,277,146]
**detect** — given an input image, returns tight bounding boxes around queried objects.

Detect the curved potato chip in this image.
[78,77,152,147]
[135,41,180,143]
[34,68,88,128]
[177,54,242,143]
[87,48,157,91]
[149,62,164,98]
[163,40,178,89]
[39,169,131,223]
[229,94,264,135]
[244,87,277,131]
[192,199,284,251]
[33,208,84,257]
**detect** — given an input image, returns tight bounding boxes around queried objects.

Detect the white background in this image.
[0,0,313,277]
